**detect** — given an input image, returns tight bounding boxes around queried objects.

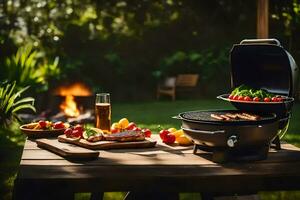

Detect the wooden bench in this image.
[157,74,199,100]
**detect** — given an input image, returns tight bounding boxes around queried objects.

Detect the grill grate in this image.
[181,110,275,123]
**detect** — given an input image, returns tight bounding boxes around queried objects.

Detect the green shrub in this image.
[0,81,35,127]
[2,44,60,92]
[156,47,229,78]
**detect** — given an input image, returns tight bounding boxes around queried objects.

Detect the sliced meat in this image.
[104,131,145,142]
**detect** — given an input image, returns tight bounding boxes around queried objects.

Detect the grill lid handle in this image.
[240,39,281,46]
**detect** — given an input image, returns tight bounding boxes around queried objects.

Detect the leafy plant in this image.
[3,44,60,92]
[0,81,36,127]
[156,47,230,79]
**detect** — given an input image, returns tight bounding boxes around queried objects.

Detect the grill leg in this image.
[271,135,281,150]
[193,145,198,154]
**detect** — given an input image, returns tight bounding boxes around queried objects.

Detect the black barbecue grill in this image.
[174,39,299,163]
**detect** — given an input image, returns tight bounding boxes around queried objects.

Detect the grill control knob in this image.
[227,135,238,148]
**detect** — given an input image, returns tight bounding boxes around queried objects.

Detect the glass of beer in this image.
[95,93,111,133]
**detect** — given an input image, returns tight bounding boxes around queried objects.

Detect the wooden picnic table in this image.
[13,135,300,200]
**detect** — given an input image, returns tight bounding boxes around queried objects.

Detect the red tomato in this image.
[163,133,176,144]
[38,120,47,129]
[64,128,73,137]
[243,96,252,101]
[264,97,271,102]
[74,124,84,132]
[253,97,260,102]
[142,128,152,137]
[238,96,244,101]
[276,97,283,102]
[111,127,119,133]
[53,121,65,129]
[233,95,239,100]
[72,129,82,138]
[126,122,137,130]
[159,130,170,140]
[133,127,141,131]
[228,94,234,99]
[271,97,278,102]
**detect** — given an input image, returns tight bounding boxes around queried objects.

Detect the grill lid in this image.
[230,39,298,97]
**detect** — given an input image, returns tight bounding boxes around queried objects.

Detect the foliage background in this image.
[0,0,299,101]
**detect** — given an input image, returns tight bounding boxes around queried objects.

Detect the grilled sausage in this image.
[225,113,239,119]
[220,115,231,121]
[210,114,225,120]
[242,113,260,120]
[235,114,257,121]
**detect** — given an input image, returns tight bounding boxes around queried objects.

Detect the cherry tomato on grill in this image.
[264,97,271,102]
[253,97,260,102]
[271,97,278,102]
[238,96,244,101]
[243,96,252,101]
[276,97,283,102]
[233,95,239,100]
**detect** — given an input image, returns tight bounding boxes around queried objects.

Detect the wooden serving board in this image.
[36,139,99,160]
[57,135,157,150]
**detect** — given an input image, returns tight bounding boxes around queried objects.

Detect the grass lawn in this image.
[1,98,300,200]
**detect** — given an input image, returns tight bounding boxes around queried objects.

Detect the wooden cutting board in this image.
[57,135,157,150]
[36,138,99,160]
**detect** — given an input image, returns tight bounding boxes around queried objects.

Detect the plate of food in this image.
[217,85,293,104]
[20,120,69,138]
[57,121,156,150]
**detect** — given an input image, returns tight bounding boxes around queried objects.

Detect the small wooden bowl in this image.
[20,124,66,139]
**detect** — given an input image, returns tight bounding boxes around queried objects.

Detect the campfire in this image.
[19,82,95,124]
[54,82,92,117]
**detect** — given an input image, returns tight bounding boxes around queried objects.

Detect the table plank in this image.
[15,136,300,198]
[21,142,300,164]
[16,162,300,194]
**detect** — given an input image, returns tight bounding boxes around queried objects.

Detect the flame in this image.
[54,82,92,96]
[60,95,80,117]
[54,82,92,117]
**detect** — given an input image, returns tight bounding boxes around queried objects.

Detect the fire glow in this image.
[54,82,92,117]
[60,95,80,117]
